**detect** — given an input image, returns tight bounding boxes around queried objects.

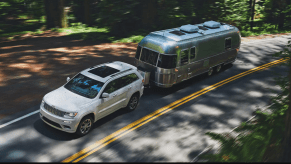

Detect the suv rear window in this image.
[157,54,177,69]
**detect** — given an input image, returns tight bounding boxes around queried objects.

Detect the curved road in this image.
[0,34,290,162]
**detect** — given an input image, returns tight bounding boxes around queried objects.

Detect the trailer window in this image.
[140,48,159,66]
[157,54,177,69]
[225,38,231,50]
[180,49,189,66]
[190,47,196,61]
[135,46,141,59]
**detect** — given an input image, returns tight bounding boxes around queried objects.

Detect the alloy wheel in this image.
[80,118,92,134]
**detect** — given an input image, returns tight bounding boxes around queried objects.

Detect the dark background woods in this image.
[1,0,291,37]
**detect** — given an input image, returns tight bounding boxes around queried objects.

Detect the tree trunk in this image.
[44,0,66,28]
[249,0,252,30]
[278,0,291,30]
[141,0,157,30]
[250,0,256,31]
[281,57,291,162]
[278,12,285,30]
[83,0,92,26]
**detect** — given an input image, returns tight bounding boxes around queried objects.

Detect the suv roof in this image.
[81,61,137,83]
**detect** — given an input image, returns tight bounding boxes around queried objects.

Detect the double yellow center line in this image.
[63,57,289,163]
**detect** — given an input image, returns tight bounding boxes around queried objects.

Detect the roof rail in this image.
[110,68,133,77]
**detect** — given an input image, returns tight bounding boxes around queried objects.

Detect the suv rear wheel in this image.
[125,93,139,111]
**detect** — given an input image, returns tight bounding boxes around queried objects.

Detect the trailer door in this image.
[176,49,189,83]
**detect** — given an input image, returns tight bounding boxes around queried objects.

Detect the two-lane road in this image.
[0,34,290,162]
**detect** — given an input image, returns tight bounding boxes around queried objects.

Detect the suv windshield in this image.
[64,73,104,99]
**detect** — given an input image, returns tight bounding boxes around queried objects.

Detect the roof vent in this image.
[203,21,221,28]
[169,30,186,36]
[180,24,199,33]
[198,26,208,30]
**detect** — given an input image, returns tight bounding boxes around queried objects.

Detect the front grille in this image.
[42,116,62,129]
[43,102,65,117]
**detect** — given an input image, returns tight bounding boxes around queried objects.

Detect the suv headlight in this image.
[64,112,78,119]
[41,99,45,108]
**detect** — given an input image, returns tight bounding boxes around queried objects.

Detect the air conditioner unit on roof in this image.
[203,21,221,28]
[180,24,199,33]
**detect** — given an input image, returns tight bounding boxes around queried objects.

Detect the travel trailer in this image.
[134,20,241,88]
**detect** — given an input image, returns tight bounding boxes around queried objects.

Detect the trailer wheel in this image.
[216,64,222,73]
[208,67,213,76]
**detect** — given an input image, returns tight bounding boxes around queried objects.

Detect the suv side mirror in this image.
[67,77,70,82]
[101,93,109,98]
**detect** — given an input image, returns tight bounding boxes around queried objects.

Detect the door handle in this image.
[178,75,181,78]
[112,93,117,97]
[128,85,132,90]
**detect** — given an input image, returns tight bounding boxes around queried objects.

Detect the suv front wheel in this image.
[76,116,93,136]
[125,93,139,111]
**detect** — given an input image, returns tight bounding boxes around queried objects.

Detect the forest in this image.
[0,0,291,42]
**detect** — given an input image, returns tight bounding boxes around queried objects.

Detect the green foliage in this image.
[260,0,291,29]
[240,23,291,37]
[62,22,146,43]
[211,0,249,30]
[201,110,285,162]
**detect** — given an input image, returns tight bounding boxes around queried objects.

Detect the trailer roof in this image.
[150,21,235,42]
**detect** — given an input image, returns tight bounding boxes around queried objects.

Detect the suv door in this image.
[98,78,125,117]
[121,73,140,105]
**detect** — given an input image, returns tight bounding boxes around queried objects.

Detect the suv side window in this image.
[121,73,139,86]
[103,78,123,94]
[180,49,189,66]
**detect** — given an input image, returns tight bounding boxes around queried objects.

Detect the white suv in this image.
[39,61,144,136]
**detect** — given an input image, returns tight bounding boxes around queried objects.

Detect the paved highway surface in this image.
[0,34,290,162]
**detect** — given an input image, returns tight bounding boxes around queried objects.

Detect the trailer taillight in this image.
[142,79,144,83]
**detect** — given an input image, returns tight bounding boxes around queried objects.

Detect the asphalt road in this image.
[0,34,290,162]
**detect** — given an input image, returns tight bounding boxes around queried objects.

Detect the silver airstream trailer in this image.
[134,20,241,88]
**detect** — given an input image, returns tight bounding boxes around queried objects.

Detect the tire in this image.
[216,64,222,73]
[208,67,213,76]
[76,116,93,136]
[125,93,139,111]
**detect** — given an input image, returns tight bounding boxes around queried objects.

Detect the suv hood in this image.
[43,86,93,112]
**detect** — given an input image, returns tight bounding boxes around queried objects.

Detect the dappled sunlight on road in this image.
[0,32,138,119]
[0,45,33,50]
[192,104,224,116]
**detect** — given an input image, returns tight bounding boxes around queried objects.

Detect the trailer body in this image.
[135,21,241,88]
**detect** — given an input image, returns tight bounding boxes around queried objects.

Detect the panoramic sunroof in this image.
[88,65,120,78]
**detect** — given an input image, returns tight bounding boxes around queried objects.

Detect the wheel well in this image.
[133,91,140,98]
[83,113,95,122]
